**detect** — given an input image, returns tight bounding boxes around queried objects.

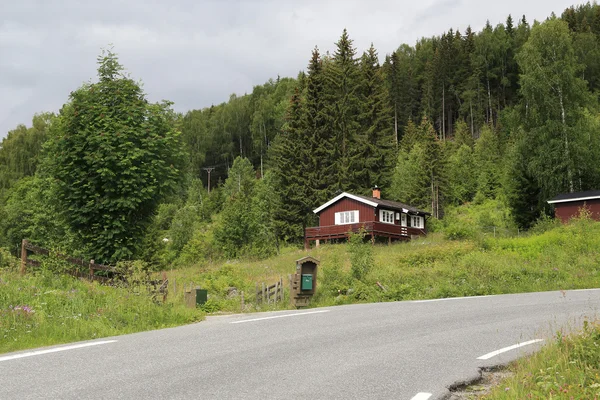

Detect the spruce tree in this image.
[323,29,362,192]
[355,44,395,193]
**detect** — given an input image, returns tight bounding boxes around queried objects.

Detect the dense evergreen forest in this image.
[2,3,600,266]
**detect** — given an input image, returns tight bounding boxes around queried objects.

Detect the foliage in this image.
[347,229,374,281]
[0,177,73,252]
[440,198,517,240]
[0,113,53,195]
[44,50,184,263]
[0,247,18,271]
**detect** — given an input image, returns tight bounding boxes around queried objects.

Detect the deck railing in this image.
[305,222,426,240]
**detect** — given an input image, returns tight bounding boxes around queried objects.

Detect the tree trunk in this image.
[558,87,574,192]
[469,99,474,138]
[394,105,398,147]
[442,85,446,141]
[487,79,493,126]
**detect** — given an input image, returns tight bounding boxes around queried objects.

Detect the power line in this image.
[202,167,215,193]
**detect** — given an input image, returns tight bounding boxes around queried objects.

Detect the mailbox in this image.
[301,274,313,291]
[290,256,319,307]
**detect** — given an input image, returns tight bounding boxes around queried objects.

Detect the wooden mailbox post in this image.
[290,256,319,307]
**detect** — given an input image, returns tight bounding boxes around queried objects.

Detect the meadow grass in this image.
[165,217,600,311]
[481,319,600,399]
[2,216,599,354]
[0,268,204,354]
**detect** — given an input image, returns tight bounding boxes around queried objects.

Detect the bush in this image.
[348,229,373,281]
[0,247,18,271]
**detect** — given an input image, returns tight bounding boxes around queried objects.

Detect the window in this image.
[400,213,407,227]
[335,210,359,225]
[411,215,424,229]
[379,209,395,224]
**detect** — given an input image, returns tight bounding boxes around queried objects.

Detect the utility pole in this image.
[202,167,215,193]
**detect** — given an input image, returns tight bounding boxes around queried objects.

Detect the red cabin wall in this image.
[554,199,600,223]
[318,198,375,226]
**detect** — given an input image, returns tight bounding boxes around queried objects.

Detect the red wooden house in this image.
[304,187,430,248]
[547,190,600,223]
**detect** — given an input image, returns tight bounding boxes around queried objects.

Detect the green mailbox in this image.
[301,274,313,291]
[196,288,208,305]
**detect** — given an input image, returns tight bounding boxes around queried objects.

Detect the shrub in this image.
[0,247,18,271]
[348,229,373,281]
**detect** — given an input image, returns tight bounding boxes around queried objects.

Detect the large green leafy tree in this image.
[214,156,256,258]
[45,50,184,263]
[516,18,599,199]
[0,113,53,196]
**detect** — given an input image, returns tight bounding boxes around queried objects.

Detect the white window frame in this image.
[335,210,359,225]
[411,215,424,229]
[400,213,407,227]
[379,209,395,225]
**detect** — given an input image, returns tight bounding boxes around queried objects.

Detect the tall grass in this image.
[482,320,600,399]
[164,216,600,310]
[3,214,599,354]
[0,263,203,354]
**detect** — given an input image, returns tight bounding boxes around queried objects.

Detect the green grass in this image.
[166,216,600,311]
[3,215,600,355]
[481,320,600,399]
[0,268,204,354]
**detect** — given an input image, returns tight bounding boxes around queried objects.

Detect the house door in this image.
[400,213,407,227]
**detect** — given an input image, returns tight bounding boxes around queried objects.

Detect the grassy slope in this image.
[2,216,599,355]
[482,320,600,399]
[168,217,600,312]
[0,270,204,354]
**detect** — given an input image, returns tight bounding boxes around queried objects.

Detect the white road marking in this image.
[410,393,432,400]
[230,309,330,324]
[0,340,117,362]
[477,339,544,360]
[412,294,498,303]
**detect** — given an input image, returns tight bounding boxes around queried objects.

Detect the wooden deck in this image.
[304,222,426,247]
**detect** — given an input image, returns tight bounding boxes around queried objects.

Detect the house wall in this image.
[554,199,600,223]
[318,198,376,226]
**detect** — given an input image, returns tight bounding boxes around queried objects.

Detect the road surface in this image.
[2,289,600,399]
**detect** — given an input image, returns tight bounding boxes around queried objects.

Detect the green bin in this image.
[301,274,313,291]
[195,289,208,305]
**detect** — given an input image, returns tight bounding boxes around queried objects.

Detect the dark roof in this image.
[352,193,431,215]
[548,190,600,204]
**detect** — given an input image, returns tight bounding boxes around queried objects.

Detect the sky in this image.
[0,0,582,139]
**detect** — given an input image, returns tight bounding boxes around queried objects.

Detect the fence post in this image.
[89,260,95,280]
[262,282,266,304]
[280,276,284,302]
[20,239,28,275]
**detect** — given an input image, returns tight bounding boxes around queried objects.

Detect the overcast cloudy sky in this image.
[1,0,581,139]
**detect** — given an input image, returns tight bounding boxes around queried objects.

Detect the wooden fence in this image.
[20,239,115,283]
[19,239,168,301]
[256,277,284,305]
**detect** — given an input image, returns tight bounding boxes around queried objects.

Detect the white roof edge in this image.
[547,195,600,204]
[313,192,378,214]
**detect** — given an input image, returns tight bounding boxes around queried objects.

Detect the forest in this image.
[1,3,600,267]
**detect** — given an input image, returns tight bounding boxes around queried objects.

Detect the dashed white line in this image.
[0,340,118,362]
[477,339,544,360]
[230,309,330,324]
[410,392,432,400]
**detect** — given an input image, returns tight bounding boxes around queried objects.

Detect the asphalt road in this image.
[2,289,600,400]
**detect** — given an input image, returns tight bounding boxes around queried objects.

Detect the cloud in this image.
[0,0,577,138]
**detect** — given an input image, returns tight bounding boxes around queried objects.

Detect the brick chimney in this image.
[372,185,381,199]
